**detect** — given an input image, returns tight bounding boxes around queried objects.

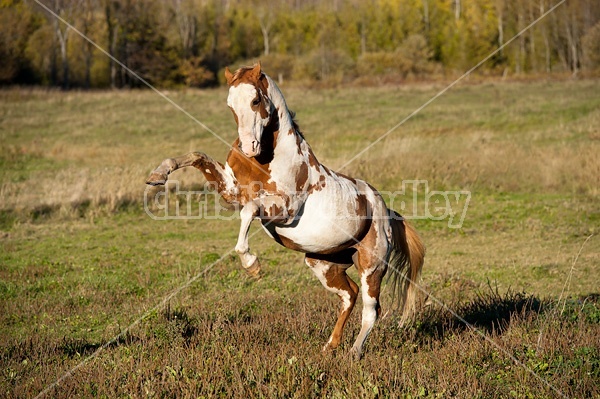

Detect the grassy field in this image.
[1,79,599,398]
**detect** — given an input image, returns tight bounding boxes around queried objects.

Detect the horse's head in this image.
[225,62,274,158]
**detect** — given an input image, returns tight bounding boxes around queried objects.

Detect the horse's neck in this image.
[266,76,299,152]
[262,76,320,192]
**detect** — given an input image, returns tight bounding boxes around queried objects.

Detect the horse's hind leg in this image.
[350,225,389,359]
[350,264,385,359]
[305,252,358,352]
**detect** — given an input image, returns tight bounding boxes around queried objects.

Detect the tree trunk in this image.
[517,11,525,73]
[564,8,580,76]
[454,0,460,21]
[257,5,273,57]
[174,0,197,58]
[422,0,429,33]
[105,3,117,88]
[84,51,91,89]
[539,1,551,72]
[260,24,270,56]
[82,4,92,89]
[529,1,536,72]
[360,16,366,55]
[57,26,70,89]
[50,21,58,86]
[497,10,503,50]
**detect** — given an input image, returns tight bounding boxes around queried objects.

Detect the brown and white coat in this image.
[147,63,425,359]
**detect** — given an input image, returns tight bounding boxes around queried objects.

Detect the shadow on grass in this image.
[58,305,200,358]
[411,284,600,344]
[414,284,546,340]
[59,332,141,358]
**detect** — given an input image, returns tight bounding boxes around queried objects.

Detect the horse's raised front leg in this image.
[147,153,263,278]
[146,153,205,186]
[146,152,237,195]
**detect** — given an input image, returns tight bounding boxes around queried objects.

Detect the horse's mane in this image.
[289,110,304,139]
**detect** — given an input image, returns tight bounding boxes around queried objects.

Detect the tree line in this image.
[1,0,600,89]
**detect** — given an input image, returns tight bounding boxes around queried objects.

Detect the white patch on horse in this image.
[266,177,364,253]
[269,131,304,192]
[223,162,240,198]
[360,273,378,327]
[228,83,269,157]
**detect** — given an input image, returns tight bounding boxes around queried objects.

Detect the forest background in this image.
[2,0,600,89]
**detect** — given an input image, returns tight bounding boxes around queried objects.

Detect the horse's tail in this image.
[387,210,425,325]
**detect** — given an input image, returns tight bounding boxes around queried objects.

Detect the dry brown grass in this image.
[3,286,599,398]
[352,133,600,196]
[1,80,599,215]
[1,81,599,398]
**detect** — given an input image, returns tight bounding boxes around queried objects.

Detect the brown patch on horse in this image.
[227,139,278,200]
[269,231,305,252]
[307,148,320,168]
[308,173,327,193]
[324,267,357,295]
[191,157,231,197]
[226,63,268,89]
[263,202,288,222]
[252,89,269,119]
[366,267,386,317]
[351,195,378,267]
[296,161,309,192]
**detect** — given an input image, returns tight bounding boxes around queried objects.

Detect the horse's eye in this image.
[252,97,260,106]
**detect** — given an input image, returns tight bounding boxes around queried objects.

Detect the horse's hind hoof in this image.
[244,259,261,279]
[349,347,363,361]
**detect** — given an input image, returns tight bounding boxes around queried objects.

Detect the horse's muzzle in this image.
[238,140,260,157]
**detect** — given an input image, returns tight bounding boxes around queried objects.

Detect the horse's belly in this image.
[264,189,368,254]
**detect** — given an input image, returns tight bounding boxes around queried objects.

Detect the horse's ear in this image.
[251,61,262,79]
[224,67,233,85]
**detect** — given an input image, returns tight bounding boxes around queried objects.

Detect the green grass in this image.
[1,80,599,398]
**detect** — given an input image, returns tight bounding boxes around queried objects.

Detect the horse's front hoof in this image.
[146,171,168,186]
[321,343,336,354]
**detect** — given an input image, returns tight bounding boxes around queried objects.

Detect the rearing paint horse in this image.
[146,63,425,359]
